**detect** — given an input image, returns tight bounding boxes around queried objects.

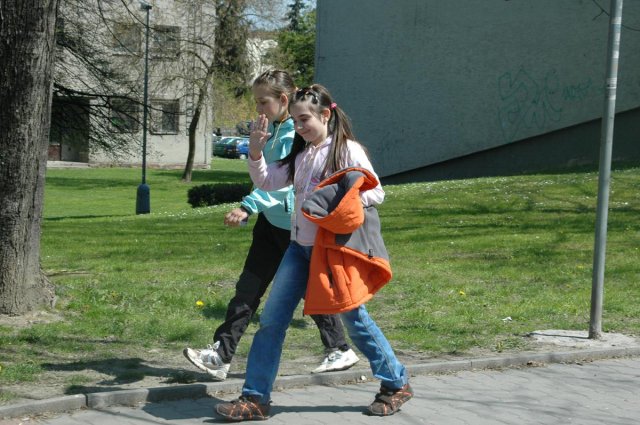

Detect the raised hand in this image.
[249,114,271,160]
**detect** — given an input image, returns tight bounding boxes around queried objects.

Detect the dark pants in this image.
[213,213,349,363]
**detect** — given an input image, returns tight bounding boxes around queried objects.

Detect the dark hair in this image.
[280,84,366,182]
[252,70,296,99]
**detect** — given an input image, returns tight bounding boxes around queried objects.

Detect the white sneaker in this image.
[311,348,360,373]
[183,341,231,381]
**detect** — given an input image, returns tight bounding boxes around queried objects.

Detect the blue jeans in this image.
[242,242,408,403]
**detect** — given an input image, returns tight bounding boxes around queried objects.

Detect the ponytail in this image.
[282,84,367,182]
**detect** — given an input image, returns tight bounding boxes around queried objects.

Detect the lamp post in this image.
[136,0,152,214]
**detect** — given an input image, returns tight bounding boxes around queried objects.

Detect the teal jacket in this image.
[240,118,295,230]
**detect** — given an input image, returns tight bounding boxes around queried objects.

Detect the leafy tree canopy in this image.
[273,7,315,87]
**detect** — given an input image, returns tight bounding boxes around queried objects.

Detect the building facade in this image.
[315,0,640,181]
[50,0,215,168]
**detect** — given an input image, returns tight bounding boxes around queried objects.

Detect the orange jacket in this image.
[301,167,392,315]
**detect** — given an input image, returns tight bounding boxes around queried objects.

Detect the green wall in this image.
[315,0,640,179]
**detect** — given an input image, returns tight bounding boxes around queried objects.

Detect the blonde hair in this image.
[252,70,296,99]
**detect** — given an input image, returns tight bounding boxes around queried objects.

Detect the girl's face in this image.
[252,84,288,122]
[290,102,330,146]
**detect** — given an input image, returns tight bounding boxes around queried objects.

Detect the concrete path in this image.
[20,356,640,425]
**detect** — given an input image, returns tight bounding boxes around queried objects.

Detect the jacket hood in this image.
[300,167,391,315]
[301,167,379,234]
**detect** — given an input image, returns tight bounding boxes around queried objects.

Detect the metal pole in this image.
[136,2,152,214]
[589,0,624,339]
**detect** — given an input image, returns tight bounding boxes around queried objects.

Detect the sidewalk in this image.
[12,355,640,425]
[1,331,639,424]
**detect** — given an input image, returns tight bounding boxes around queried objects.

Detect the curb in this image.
[0,395,86,420]
[2,346,640,419]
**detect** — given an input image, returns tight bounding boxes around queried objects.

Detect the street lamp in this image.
[136,0,152,214]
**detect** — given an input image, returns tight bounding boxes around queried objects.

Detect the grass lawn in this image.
[1,158,639,402]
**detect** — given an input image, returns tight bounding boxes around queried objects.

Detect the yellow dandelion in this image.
[459,290,466,296]
[195,300,205,308]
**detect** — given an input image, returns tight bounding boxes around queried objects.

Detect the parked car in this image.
[213,137,237,157]
[236,121,252,136]
[223,138,249,159]
[236,140,249,159]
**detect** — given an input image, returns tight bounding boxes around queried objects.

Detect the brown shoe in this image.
[215,395,271,421]
[367,383,413,416]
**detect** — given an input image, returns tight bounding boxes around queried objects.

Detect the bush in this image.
[187,183,252,208]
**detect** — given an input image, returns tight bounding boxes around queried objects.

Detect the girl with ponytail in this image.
[216,84,412,421]
[184,73,357,383]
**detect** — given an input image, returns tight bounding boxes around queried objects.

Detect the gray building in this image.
[50,0,214,168]
[315,0,640,182]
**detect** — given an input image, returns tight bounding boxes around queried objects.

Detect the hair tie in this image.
[330,102,337,110]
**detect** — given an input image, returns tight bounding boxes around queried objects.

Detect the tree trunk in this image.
[181,106,199,183]
[182,63,216,183]
[0,0,59,314]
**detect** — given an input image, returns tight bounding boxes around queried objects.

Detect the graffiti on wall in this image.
[497,68,594,142]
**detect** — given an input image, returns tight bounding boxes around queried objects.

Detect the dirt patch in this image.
[0,312,64,330]
[2,316,637,408]
[0,345,364,405]
[0,313,424,405]
[0,345,536,406]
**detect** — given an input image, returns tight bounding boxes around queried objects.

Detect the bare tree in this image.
[54,0,239,182]
[180,0,280,181]
[52,0,217,170]
[0,0,60,314]
[179,0,283,181]
[53,0,285,181]
[180,0,292,181]
[53,0,147,161]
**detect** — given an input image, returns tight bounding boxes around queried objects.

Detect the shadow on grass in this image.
[45,176,136,190]
[520,160,640,177]
[46,169,250,190]
[384,160,640,186]
[153,169,251,184]
[201,303,228,320]
[41,357,203,395]
[44,214,127,221]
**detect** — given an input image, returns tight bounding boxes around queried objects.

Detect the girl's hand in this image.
[224,207,249,227]
[249,114,271,160]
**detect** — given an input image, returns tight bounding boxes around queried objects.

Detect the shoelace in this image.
[326,351,339,362]
[201,344,219,364]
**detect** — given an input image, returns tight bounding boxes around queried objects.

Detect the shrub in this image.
[187,183,252,208]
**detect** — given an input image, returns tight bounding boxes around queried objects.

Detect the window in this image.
[112,22,141,54]
[151,26,180,58]
[110,98,140,133]
[150,99,180,134]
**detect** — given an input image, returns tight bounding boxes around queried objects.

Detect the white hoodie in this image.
[248,136,385,246]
